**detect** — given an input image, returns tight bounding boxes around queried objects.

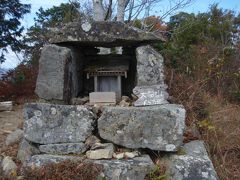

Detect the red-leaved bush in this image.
[0,63,38,103]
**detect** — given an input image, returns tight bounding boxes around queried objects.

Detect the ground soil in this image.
[0,105,23,153]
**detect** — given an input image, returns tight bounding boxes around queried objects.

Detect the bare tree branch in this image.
[127,0,135,22]
[105,0,113,20]
[160,0,193,20]
[71,0,194,24]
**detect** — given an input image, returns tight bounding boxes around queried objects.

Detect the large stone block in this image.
[35,45,71,101]
[25,154,154,180]
[98,104,185,151]
[88,155,154,180]
[135,46,165,86]
[39,143,87,155]
[49,21,165,46]
[24,155,83,167]
[165,140,219,180]
[23,103,95,144]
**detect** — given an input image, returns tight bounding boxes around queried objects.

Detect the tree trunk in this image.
[92,0,105,21]
[105,0,113,20]
[117,0,126,22]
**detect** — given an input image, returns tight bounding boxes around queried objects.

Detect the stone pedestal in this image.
[98,104,186,151]
[23,103,95,144]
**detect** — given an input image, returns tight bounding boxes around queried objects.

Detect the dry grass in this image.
[21,160,103,180]
[165,68,240,180]
[200,95,240,180]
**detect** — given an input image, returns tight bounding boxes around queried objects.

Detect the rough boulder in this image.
[98,104,185,151]
[23,103,95,144]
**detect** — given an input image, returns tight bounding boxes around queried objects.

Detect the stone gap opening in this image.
[69,45,137,102]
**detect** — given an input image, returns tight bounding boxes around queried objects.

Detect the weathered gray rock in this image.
[98,104,185,151]
[17,138,40,163]
[49,21,165,46]
[133,85,169,106]
[86,143,115,160]
[91,143,115,151]
[113,153,125,159]
[134,46,169,106]
[165,140,219,180]
[24,154,83,167]
[86,149,113,160]
[113,151,140,160]
[35,45,71,101]
[1,156,17,175]
[119,100,130,107]
[125,151,140,159]
[5,129,23,146]
[25,154,153,180]
[88,155,154,180]
[24,103,95,144]
[121,96,131,102]
[71,97,89,105]
[135,46,165,86]
[85,135,101,148]
[39,143,87,155]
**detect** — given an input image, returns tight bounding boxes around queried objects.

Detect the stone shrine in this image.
[18,20,218,180]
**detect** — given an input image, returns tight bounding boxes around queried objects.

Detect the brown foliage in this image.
[0,64,38,103]
[165,67,240,180]
[144,16,167,32]
[21,160,103,180]
[200,96,240,180]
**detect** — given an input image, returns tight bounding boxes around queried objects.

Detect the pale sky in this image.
[1,0,240,69]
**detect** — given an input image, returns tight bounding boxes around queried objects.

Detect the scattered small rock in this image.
[71,97,89,105]
[17,138,40,163]
[125,151,140,158]
[113,153,124,159]
[86,149,113,160]
[91,143,114,151]
[131,94,138,101]
[113,151,140,159]
[5,129,23,146]
[119,100,130,107]
[86,143,114,160]
[92,104,103,115]
[85,135,101,148]
[121,96,130,102]
[1,156,17,175]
